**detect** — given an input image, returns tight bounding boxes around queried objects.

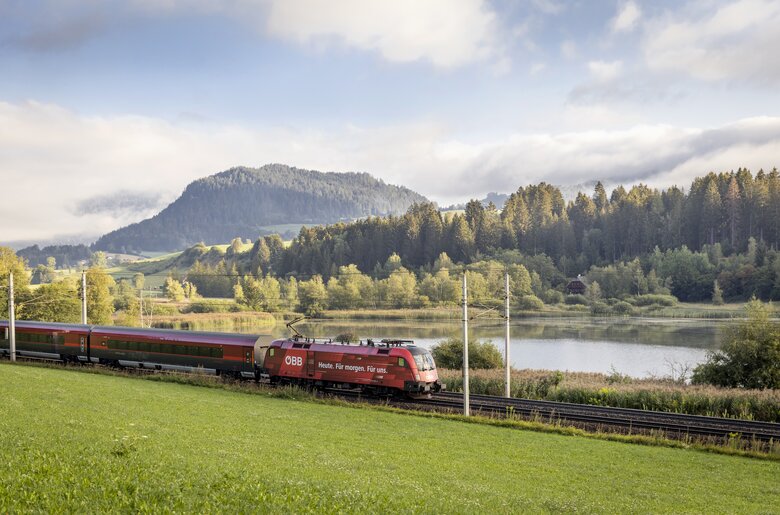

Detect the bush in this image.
[517,295,544,311]
[590,301,610,315]
[564,294,588,305]
[431,338,504,369]
[630,294,678,307]
[541,289,564,305]
[692,299,780,389]
[186,300,234,313]
[335,332,356,343]
[612,301,635,316]
[147,303,180,316]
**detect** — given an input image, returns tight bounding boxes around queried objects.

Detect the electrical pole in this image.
[81,270,87,324]
[462,272,469,416]
[9,273,15,362]
[505,272,511,398]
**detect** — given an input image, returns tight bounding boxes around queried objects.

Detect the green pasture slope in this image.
[0,364,778,513]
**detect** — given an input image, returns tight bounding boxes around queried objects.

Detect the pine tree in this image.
[702,178,722,246]
[593,182,609,213]
[725,176,741,248]
[712,279,724,305]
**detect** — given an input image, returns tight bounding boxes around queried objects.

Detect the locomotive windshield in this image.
[411,350,436,371]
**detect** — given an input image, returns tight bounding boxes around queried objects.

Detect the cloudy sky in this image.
[1,0,779,245]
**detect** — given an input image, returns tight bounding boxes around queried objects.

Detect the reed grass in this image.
[149,311,276,331]
[320,307,462,320]
[438,368,780,422]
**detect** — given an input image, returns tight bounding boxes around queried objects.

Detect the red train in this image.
[1,320,443,397]
[262,337,443,397]
[0,320,260,378]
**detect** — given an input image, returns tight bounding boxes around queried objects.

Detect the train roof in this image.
[90,325,263,347]
[271,337,432,355]
[0,320,262,347]
[0,320,90,332]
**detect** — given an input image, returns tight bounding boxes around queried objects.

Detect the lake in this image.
[244,317,731,379]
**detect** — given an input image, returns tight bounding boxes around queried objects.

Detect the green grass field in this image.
[1,364,778,512]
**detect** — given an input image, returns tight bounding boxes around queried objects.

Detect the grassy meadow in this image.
[1,363,779,513]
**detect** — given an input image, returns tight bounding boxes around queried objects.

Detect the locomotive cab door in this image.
[306,351,315,378]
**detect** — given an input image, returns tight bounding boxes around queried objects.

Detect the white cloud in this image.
[530,62,546,76]
[531,0,565,15]
[12,0,504,69]
[2,100,779,243]
[611,1,641,33]
[263,0,502,68]
[587,60,623,82]
[644,0,780,84]
[560,39,577,59]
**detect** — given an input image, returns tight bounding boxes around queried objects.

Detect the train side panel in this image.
[89,327,256,377]
[0,321,89,361]
[264,339,442,394]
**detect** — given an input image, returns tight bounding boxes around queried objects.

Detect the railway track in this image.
[417,391,780,443]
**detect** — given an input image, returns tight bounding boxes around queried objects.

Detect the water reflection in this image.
[185,317,734,378]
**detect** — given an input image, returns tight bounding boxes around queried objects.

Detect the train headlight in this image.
[414,373,420,381]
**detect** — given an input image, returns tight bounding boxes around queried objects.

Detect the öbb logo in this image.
[284,355,303,367]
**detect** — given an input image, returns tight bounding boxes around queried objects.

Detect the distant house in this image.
[566,276,587,295]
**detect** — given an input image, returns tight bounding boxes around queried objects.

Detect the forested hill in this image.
[93,164,428,252]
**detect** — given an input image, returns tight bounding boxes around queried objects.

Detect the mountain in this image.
[93,164,428,253]
[441,191,510,211]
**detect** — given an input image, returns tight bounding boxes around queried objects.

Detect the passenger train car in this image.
[1,321,259,378]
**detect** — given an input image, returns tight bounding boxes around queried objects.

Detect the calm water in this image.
[224,317,733,379]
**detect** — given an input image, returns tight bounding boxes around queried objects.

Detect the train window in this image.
[269,348,275,357]
[150,343,160,353]
[2,328,7,341]
[398,357,405,367]
[187,346,197,356]
[414,355,428,371]
[174,345,185,355]
[426,354,436,370]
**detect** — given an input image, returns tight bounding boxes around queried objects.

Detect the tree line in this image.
[231,168,780,303]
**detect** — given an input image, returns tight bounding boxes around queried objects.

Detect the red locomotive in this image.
[260,337,443,397]
[2,320,443,397]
